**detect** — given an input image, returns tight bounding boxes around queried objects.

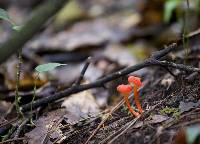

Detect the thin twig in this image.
[107,118,139,144]
[85,91,142,144]
[160,66,177,77]
[74,57,91,86]
[0,82,55,101]
[105,94,171,144]
[150,59,200,72]
[84,99,124,144]
[0,117,18,129]
[14,118,29,138]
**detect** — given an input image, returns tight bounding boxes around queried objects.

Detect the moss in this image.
[160,106,180,119]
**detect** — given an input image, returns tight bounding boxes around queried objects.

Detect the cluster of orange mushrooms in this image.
[117,76,143,117]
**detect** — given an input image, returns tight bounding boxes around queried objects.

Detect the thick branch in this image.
[0,0,69,64]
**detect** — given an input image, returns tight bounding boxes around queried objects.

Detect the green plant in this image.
[0,8,22,31]
[160,106,180,119]
[32,62,67,110]
[163,0,182,23]
[0,8,23,117]
[29,62,67,124]
[35,63,67,73]
[15,50,23,118]
[164,0,190,64]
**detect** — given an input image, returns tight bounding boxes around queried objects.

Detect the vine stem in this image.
[30,72,39,124]
[15,49,23,118]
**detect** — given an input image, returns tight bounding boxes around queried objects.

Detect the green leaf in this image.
[186,125,200,144]
[35,63,67,73]
[164,0,181,23]
[0,8,22,30]
[12,25,22,31]
[0,8,11,22]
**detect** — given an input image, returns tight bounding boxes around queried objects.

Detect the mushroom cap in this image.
[117,84,132,94]
[128,76,142,87]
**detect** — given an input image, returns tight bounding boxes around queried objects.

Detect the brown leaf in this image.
[103,44,137,66]
[179,100,200,114]
[148,114,169,124]
[25,109,65,144]
[61,90,100,124]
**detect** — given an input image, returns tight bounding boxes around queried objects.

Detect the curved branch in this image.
[21,43,178,112]
[21,43,200,112]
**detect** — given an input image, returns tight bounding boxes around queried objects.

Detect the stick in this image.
[74,57,92,85]
[21,43,200,112]
[21,43,177,112]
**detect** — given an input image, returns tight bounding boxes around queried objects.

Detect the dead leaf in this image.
[25,109,66,144]
[61,90,100,124]
[103,44,137,66]
[179,100,200,114]
[77,0,144,17]
[2,56,47,90]
[133,121,143,128]
[148,114,169,124]
[27,12,141,52]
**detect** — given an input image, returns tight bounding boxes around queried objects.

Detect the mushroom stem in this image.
[133,86,143,113]
[124,94,140,117]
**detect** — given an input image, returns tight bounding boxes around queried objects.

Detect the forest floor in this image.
[0,0,200,144]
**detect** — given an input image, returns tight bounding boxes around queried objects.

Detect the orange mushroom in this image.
[117,84,140,117]
[128,76,143,113]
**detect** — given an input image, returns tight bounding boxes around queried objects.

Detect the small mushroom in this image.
[117,84,140,117]
[128,76,143,113]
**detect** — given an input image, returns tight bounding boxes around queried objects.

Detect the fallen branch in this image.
[20,43,200,112]
[0,0,69,64]
[20,43,175,111]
